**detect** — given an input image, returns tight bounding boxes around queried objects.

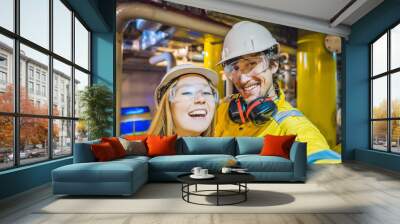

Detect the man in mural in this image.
[215,21,341,164]
[148,64,219,137]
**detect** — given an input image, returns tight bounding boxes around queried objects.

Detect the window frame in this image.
[370,20,400,154]
[0,0,92,171]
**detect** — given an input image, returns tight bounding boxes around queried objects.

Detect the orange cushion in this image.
[91,142,117,161]
[146,135,177,157]
[260,134,297,159]
[124,135,148,142]
[101,137,127,158]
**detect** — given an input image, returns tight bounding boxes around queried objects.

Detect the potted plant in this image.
[79,84,113,140]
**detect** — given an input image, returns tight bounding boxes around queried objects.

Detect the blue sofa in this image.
[52,137,307,196]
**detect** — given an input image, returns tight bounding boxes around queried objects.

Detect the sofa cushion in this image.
[235,137,263,155]
[53,158,147,183]
[91,142,118,161]
[101,137,127,158]
[177,137,236,155]
[119,138,147,156]
[149,154,235,172]
[147,135,177,157]
[236,155,293,172]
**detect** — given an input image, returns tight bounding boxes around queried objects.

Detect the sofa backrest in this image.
[235,137,264,155]
[177,137,236,155]
[73,139,100,163]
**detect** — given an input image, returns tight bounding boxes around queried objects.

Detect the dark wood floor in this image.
[1,162,400,224]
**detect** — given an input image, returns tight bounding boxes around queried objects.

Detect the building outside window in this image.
[370,23,400,154]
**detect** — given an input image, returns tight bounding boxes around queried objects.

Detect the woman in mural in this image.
[215,21,341,164]
[148,64,219,137]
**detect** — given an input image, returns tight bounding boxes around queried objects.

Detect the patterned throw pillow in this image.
[119,137,147,156]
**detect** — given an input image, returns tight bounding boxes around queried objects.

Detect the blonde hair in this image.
[147,78,217,136]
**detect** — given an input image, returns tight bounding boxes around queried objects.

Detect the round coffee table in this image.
[177,173,255,206]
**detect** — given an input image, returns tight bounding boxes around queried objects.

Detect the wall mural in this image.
[122,21,342,164]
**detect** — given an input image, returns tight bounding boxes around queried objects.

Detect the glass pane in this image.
[0,116,14,170]
[20,0,49,49]
[74,17,89,70]
[372,33,387,76]
[372,121,388,151]
[20,44,49,115]
[20,117,49,165]
[53,59,72,117]
[0,34,14,112]
[74,69,89,118]
[391,24,400,70]
[75,120,88,143]
[391,72,400,118]
[53,119,72,158]
[372,77,387,119]
[53,0,72,60]
[391,120,400,153]
[0,0,14,31]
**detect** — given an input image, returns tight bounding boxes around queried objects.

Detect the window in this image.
[36,83,40,95]
[35,70,41,81]
[0,54,7,86]
[371,23,400,154]
[42,85,46,97]
[28,81,34,94]
[0,71,6,85]
[28,67,34,80]
[0,0,91,170]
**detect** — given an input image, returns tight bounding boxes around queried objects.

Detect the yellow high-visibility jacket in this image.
[214,92,341,164]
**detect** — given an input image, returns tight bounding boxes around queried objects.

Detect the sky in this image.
[0,0,89,74]
[372,32,400,108]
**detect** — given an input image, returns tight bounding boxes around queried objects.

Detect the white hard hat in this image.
[154,64,219,106]
[219,21,278,65]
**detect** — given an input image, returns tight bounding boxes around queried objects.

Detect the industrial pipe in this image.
[117,2,230,37]
[148,52,177,71]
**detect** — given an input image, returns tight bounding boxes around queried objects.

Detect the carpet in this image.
[38,183,361,214]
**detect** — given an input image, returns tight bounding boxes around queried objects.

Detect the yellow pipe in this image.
[203,34,224,97]
[297,32,338,152]
[115,32,123,136]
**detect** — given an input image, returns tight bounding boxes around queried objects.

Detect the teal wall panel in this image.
[344,0,400,171]
[0,158,72,199]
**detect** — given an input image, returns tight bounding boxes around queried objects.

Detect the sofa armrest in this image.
[73,141,99,163]
[289,142,307,182]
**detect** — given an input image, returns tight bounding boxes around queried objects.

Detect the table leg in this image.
[245,183,247,201]
[217,184,219,206]
[195,184,197,192]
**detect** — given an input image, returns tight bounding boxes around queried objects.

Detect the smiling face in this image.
[170,74,216,136]
[226,54,278,103]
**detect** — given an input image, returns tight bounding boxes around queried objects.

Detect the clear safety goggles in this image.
[223,54,269,80]
[169,83,218,103]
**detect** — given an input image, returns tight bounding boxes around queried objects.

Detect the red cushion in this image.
[91,142,118,161]
[101,137,127,158]
[146,135,177,157]
[260,135,297,159]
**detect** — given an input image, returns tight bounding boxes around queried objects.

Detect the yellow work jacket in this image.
[214,93,341,164]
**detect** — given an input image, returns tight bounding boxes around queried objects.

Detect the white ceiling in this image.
[226,0,352,22]
[165,0,384,37]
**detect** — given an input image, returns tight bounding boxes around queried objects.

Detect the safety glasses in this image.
[223,54,269,80]
[169,83,218,103]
